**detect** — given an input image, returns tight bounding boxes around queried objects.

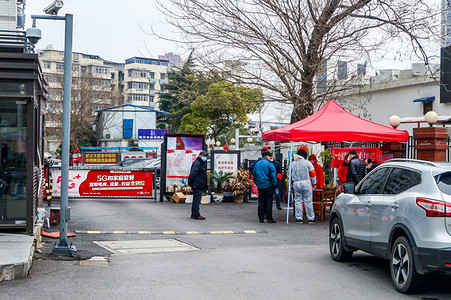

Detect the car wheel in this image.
[329,218,353,262]
[390,236,425,293]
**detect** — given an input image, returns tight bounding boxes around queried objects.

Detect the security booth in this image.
[0,52,47,234]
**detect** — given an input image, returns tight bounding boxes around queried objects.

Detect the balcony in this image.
[159,79,168,84]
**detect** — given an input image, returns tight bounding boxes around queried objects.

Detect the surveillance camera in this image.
[26,28,42,45]
[43,0,63,15]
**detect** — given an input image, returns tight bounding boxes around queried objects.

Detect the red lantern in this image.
[223,145,228,150]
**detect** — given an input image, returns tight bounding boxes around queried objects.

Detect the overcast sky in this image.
[25,0,179,62]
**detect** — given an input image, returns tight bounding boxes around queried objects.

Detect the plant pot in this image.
[234,196,243,203]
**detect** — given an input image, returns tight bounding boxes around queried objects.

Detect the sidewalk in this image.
[0,226,39,282]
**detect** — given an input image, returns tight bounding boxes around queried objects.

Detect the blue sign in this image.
[138,129,168,140]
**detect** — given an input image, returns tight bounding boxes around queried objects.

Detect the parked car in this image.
[329,159,451,294]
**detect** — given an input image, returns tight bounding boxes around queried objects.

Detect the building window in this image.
[56,63,64,71]
[149,72,155,79]
[71,65,78,72]
[423,101,433,115]
[160,73,166,80]
[81,66,87,74]
[127,93,149,101]
[93,67,110,75]
[150,83,155,90]
[44,62,51,69]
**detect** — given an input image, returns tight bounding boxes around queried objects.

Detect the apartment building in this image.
[123,56,170,108]
[0,0,25,31]
[39,46,118,152]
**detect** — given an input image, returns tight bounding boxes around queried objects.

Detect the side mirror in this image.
[343,182,355,194]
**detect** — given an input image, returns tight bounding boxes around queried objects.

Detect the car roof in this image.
[382,159,451,172]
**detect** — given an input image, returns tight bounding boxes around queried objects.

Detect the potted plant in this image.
[210,170,235,193]
[233,168,252,203]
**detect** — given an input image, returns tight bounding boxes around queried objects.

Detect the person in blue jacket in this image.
[252,149,278,223]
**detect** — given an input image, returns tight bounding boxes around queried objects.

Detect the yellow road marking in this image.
[243,230,257,234]
[186,231,200,235]
[138,231,151,234]
[113,231,126,234]
[87,231,101,234]
[162,231,175,234]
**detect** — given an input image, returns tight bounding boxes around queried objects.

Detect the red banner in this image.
[331,147,382,168]
[50,169,154,197]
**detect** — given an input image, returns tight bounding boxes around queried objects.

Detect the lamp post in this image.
[28,10,76,256]
[389,115,401,129]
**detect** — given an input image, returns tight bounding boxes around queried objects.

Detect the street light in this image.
[425,111,438,127]
[216,141,221,146]
[27,2,76,256]
[230,138,236,144]
[247,137,253,143]
[388,115,401,129]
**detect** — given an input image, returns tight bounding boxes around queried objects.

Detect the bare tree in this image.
[45,72,121,150]
[156,0,439,123]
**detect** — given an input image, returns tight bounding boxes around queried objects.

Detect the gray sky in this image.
[25,0,179,62]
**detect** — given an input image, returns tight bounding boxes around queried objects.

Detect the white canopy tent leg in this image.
[286,141,293,224]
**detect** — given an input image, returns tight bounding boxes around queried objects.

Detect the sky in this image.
[25,0,180,62]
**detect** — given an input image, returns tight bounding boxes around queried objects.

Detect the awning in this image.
[413,96,435,102]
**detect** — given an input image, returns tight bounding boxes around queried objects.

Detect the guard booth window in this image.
[0,99,27,225]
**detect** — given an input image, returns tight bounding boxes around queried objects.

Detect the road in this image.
[1,197,451,299]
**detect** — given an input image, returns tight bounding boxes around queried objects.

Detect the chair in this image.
[312,187,337,221]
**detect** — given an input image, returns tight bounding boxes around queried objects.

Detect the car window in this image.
[383,168,421,195]
[436,172,451,195]
[358,167,390,194]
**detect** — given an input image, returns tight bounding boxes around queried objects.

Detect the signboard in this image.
[163,134,205,194]
[50,169,153,197]
[331,147,382,168]
[120,151,146,160]
[138,129,168,140]
[84,153,118,165]
[213,153,239,175]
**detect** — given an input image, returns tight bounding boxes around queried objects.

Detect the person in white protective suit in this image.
[291,146,317,224]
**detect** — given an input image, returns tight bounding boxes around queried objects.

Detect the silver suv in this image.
[329,159,451,293]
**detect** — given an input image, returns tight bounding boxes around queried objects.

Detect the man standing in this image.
[291,146,317,224]
[188,150,208,220]
[364,158,379,173]
[346,150,366,185]
[271,155,283,210]
[252,149,278,223]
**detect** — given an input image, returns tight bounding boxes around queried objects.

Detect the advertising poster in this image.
[84,153,118,165]
[331,147,382,168]
[164,135,204,193]
[50,169,153,197]
[165,150,201,193]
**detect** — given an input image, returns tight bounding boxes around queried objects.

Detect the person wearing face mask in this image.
[337,155,349,193]
[188,150,209,220]
[346,150,366,185]
[308,154,324,189]
[364,158,379,173]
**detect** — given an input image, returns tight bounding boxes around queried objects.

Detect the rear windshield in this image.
[436,172,451,195]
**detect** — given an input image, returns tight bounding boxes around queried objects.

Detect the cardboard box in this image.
[172,192,186,203]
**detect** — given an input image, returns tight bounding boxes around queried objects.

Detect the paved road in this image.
[1,198,450,299]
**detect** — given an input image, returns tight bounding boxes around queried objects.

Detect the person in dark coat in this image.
[271,155,283,210]
[252,149,278,223]
[346,150,366,185]
[364,158,380,173]
[188,150,208,220]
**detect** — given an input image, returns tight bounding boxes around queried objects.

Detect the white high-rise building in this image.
[442,0,451,47]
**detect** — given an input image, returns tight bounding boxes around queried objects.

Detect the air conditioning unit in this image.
[73,58,79,62]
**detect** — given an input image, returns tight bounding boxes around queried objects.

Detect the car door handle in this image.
[391,203,399,209]
[366,201,372,207]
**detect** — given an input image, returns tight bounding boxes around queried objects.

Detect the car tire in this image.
[329,218,353,262]
[390,236,426,293]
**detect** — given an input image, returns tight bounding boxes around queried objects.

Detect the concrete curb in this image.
[0,223,42,282]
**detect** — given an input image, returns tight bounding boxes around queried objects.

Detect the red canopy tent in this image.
[262,100,409,142]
